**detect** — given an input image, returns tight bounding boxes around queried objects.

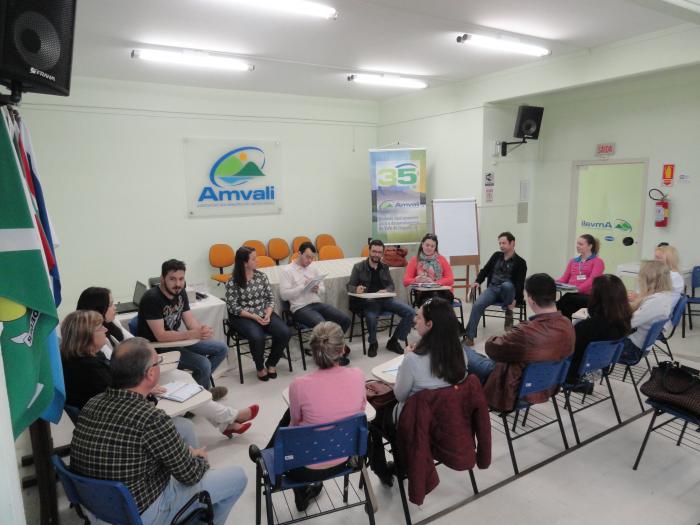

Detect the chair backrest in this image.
[208,243,235,269]
[292,236,312,253]
[273,413,368,475]
[518,358,572,399]
[128,315,139,336]
[670,295,688,328]
[52,455,143,525]
[639,318,668,352]
[256,255,276,268]
[692,266,700,294]
[243,239,267,256]
[290,251,300,262]
[319,245,344,261]
[576,339,624,378]
[267,237,290,262]
[361,245,369,257]
[315,234,336,251]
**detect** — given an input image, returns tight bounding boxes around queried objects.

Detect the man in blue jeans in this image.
[464,232,527,346]
[347,239,415,357]
[138,259,229,400]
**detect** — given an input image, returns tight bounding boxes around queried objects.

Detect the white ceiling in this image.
[71,0,695,100]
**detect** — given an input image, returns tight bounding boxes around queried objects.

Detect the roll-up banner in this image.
[369,148,427,244]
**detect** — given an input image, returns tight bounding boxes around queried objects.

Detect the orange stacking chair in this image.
[292,236,312,254]
[315,234,336,252]
[319,245,344,261]
[268,237,290,265]
[361,245,369,257]
[209,244,235,285]
[243,239,267,256]
[256,255,276,268]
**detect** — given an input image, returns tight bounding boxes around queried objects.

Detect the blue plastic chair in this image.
[687,266,700,330]
[249,413,375,525]
[561,339,625,444]
[654,295,688,362]
[128,315,139,335]
[496,357,572,475]
[52,455,213,525]
[633,399,700,470]
[615,319,667,412]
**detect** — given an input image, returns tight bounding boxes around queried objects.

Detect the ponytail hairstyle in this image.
[579,234,600,256]
[309,322,345,369]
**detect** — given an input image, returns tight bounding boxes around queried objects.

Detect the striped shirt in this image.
[70,388,208,513]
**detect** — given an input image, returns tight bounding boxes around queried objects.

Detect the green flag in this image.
[0,110,58,439]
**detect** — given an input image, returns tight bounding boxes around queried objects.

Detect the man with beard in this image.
[137,259,228,400]
[347,239,415,357]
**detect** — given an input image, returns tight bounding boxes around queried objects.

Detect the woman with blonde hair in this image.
[654,244,684,294]
[620,260,677,361]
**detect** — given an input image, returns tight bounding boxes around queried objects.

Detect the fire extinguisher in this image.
[649,188,669,228]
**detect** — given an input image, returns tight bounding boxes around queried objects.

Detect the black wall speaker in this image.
[513,105,544,140]
[0,0,77,97]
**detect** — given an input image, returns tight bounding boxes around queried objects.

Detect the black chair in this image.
[249,413,375,525]
[633,399,700,470]
[281,301,309,371]
[494,357,572,475]
[52,455,213,525]
[408,288,465,329]
[348,308,395,355]
[481,300,526,327]
[223,318,293,384]
[561,339,624,445]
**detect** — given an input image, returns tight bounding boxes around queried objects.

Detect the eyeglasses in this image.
[148,355,164,370]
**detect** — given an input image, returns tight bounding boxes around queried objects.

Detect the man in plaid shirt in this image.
[70,337,246,525]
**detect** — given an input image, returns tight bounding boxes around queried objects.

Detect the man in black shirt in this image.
[465,232,527,346]
[347,239,415,357]
[137,259,228,400]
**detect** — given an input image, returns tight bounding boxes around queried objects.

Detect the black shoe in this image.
[295,483,323,512]
[339,357,350,366]
[571,381,594,395]
[368,343,378,358]
[373,461,395,487]
[183,411,195,419]
[386,338,404,355]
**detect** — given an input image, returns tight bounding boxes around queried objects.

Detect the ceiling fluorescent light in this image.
[229,0,338,19]
[659,0,700,13]
[131,49,254,71]
[456,33,550,57]
[347,74,427,89]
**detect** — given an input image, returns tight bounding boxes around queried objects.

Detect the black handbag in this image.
[640,361,700,418]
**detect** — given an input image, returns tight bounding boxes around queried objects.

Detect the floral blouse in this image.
[225,270,275,317]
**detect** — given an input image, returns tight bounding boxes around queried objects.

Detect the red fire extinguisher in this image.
[649,188,669,228]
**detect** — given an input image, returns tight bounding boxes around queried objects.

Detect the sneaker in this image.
[339,357,350,366]
[504,309,514,330]
[386,338,404,355]
[295,483,323,512]
[368,343,378,358]
[209,386,228,401]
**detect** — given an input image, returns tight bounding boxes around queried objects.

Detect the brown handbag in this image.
[365,379,396,409]
[382,247,408,267]
[640,361,700,418]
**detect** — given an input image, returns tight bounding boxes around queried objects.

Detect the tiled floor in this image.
[22,309,700,525]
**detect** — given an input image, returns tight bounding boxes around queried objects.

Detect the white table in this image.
[617,262,693,284]
[371,355,404,385]
[158,389,212,418]
[116,294,227,344]
[282,387,376,421]
[260,257,408,315]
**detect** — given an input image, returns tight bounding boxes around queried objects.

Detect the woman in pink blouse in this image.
[403,233,455,307]
[264,322,366,512]
[556,234,605,318]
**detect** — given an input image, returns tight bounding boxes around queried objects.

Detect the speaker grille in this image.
[13,11,61,71]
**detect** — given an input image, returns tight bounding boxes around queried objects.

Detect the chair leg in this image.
[360,316,367,355]
[361,469,377,525]
[627,366,645,413]
[285,345,293,372]
[521,407,531,427]
[342,474,350,503]
[501,413,519,475]
[564,391,581,446]
[396,474,412,525]
[255,465,262,525]
[633,410,660,470]
[236,338,244,385]
[604,373,623,424]
[511,410,520,432]
[662,340,674,361]
[552,396,570,450]
[688,303,694,330]
[676,420,689,446]
[349,312,356,342]
[298,328,307,371]
[468,469,478,495]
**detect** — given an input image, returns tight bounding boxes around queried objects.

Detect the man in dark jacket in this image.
[465,273,575,412]
[347,239,415,357]
[465,232,527,345]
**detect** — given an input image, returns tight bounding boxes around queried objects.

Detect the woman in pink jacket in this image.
[556,234,605,318]
[403,233,454,307]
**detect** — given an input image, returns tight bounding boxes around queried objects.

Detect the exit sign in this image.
[596,143,615,156]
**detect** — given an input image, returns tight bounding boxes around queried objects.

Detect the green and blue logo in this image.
[198,146,275,204]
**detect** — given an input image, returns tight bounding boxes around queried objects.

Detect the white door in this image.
[573,162,647,286]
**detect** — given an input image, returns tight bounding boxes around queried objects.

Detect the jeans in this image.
[177,339,228,390]
[172,417,198,448]
[139,466,247,525]
[229,313,291,371]
[618,338,643,364]
[465,346,496,384]
[361,298,415,344]
[465,281,516,339]
[293,302,351,333]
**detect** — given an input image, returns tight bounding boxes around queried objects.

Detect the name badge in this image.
[576,274,587,281]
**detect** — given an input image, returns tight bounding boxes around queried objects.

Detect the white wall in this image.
[20,77,379,315]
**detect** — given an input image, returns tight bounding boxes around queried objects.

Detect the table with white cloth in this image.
[115,294,227,344]
[259,257,409,315]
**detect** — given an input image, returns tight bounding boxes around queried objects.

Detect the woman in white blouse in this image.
[654,244,684,294]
